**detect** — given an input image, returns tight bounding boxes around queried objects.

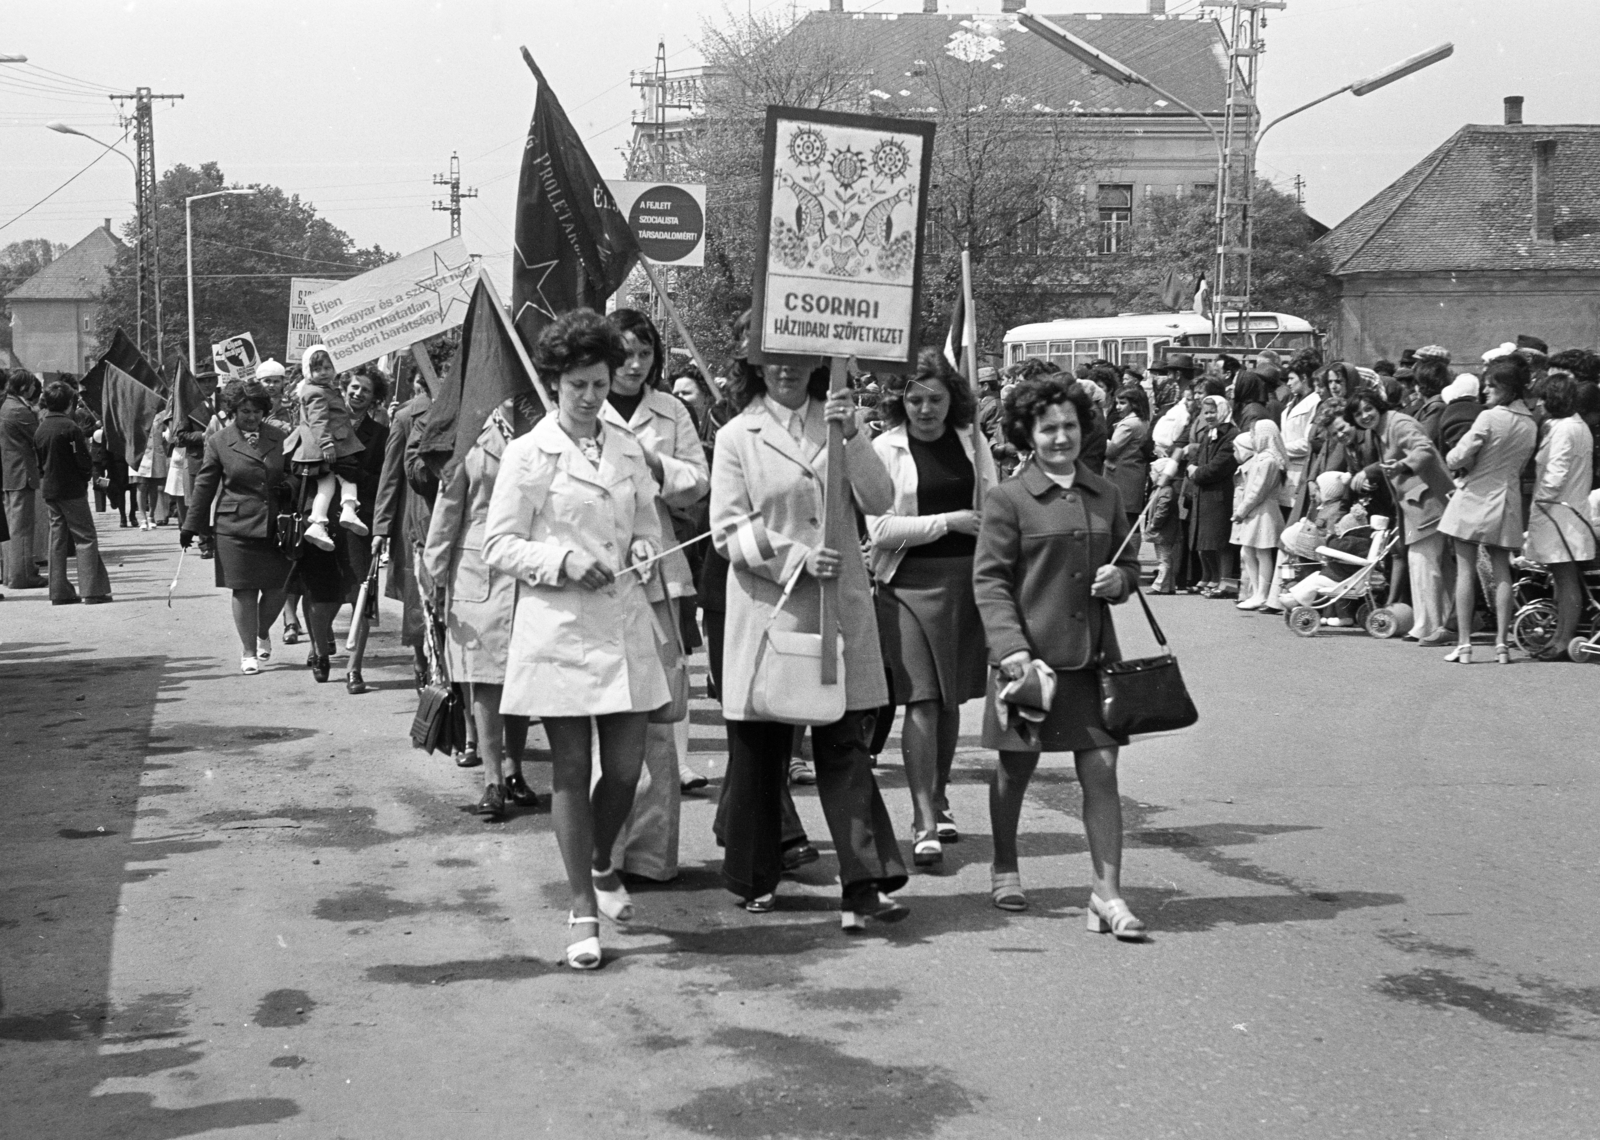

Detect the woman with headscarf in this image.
[1183,394,1239,596]
[1231,418,1287,610]
[1523,372,1595,659]
[1438,355,1539,664]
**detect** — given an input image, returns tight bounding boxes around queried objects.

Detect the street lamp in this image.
[47,120,152,354]
[186,189,259,372]
[1017,12,1451,334]
[0,54,29,62]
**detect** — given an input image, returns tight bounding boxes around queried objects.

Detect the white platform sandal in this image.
[565,914,601,970]
[592,865,634,923]
[1087,893,1148,942]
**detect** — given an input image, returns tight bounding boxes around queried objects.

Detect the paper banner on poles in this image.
[606,181,707,267]
[211,332,259,381]
[749,107,934,369]
[304,238,480,369]
[286,277,339,361]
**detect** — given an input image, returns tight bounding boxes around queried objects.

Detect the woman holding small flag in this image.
[708,345,910,931]
[482,309,665,970]
[867,349,996,869]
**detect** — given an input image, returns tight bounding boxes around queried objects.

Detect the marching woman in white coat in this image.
[600,309,709,882]
[709,347,909,930]
[1524,371,1595,659]
[482,310,666,970]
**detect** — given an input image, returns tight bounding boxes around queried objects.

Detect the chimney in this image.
[104,217,111,233]
[1001,0,1023,11]
[1149,0,1168,12]
[1504,96,1524,125]
[923,0,937,11]
[1533,138,1558,242]
[828,0,842,11]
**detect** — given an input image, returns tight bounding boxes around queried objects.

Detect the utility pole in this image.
[629,40,692,351]
[431,152,477,237]
[109,87,182,365]
[1293,173,1305,206]
[1213,0,1278,343]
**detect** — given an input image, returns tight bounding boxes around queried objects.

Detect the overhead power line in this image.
[0,129,129,236]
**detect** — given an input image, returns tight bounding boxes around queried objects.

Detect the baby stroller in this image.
[1508,502,1600,661]
[1282,515,1412,638]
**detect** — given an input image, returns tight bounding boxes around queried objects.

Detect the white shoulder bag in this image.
[747,567,847,726]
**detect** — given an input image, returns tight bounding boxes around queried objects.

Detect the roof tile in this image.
[7,225,122,302]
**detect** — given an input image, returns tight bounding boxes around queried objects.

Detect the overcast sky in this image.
[4,0,1597,298]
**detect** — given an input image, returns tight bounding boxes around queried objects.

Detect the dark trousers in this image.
[721,712,908,906]
[45,496,110,602]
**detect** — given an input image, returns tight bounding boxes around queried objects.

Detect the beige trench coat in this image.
[421,416,516,684]
[1525,415,1596,564]
[1440,401,1538,549]
[600,387,708,602]
[709,396,894,721]
[481,415,667,718]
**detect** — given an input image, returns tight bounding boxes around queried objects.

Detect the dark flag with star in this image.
[413,277,540,476]
[512,48,640,349]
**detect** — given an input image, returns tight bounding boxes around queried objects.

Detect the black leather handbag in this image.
[409,611,465,754]
[1098,586,1199,737]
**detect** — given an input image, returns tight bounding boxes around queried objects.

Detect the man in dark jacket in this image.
[33,381,111,604]
[2,370,48,589]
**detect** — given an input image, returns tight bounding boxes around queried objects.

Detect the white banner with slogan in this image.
[304,238,480,370]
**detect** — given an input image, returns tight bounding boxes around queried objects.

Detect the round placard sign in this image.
[628,184,704,263]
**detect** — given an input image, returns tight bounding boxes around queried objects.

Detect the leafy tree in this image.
[638,10,1104,371]
[1112,181,1333,328]
[0,239,70,354]
[97,162,391,370]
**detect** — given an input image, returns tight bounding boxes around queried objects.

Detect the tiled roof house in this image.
[6,222,122,375]
[1317,97,1600,362]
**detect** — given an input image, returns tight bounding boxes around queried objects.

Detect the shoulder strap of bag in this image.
[764,563,807,632]
[1128,585,1172,657]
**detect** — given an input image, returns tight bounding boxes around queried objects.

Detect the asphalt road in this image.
[3,521,1598,1140]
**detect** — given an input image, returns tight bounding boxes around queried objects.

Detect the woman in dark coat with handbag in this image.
[181,381,292,674]
[1184,395,1239,597]
[974,375,1145,938]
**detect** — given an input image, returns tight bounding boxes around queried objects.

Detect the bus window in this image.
[1120,339,1148,371]
[1073,340,1098,371]
[1048,340,1072,370]
[1024,341,1047,361]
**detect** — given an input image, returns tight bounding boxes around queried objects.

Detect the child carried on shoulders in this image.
[283,344,367,551]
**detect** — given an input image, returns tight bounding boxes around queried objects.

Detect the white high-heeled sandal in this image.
[592,865,634,923]
[1087,893,1148,941]
[565,913,601,970]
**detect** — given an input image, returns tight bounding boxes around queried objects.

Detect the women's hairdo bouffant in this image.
[1483,353,1531,403]
[878,348,976,430]
[1001,375,1094,455]
[607,308,666,390]
[531,309,626,397]
[224,379,273,414]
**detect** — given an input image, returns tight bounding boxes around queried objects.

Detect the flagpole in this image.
[637,258,712,389]
[961,247,984,509]
[478,272,554,415]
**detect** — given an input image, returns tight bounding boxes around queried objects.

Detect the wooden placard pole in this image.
[409,342,439,394]
[961,247,984,509]
[637,257,713,388]
[478,272,554,415]
[819,354,850,686]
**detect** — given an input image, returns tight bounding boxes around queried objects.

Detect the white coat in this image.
[600,387,708,601]
[866,422,999,584]
[481,415,668,718]
[709,396,894,721]
[1524,415,1596,564]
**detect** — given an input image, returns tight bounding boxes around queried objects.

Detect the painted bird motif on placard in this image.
[770,170,916,279]
[771,172,826,270]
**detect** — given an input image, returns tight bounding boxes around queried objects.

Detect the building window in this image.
[1192,182,1217,199]
[1097,184,1132,254]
